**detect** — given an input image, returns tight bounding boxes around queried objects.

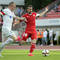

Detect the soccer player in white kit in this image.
[0,2,25,56]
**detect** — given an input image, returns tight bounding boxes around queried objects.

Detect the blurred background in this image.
[0,0,60,46]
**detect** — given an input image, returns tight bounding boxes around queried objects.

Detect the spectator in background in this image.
[54,4,58,12]
[36,29,40,45]
[54,31,59,42]
[40,29,43,45]
[36,29,43,45]
[17,7,21,17]
[49,28,54,46]
[15,7,21,17]
[20,7,25,16]
[42,29,48,46]
[15,7,25,17]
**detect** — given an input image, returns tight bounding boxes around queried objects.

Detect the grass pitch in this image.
[0,49,60,60]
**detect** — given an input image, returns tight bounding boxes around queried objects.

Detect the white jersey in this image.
[2,8,16,31]
[43,31,47,37]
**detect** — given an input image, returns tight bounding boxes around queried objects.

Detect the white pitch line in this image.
[3,53,41,54]
[2,53,60,55]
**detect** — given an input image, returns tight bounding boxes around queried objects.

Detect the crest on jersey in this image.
[33,15,35,16]
[10,16,12,19]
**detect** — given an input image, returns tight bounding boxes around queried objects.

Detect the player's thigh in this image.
[2,28,17,41]
[31,33,37,43]
[22,32,29,41]
[2,33,7,42]
[2,29,9,42]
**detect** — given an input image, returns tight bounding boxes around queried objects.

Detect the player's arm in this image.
[13,16,26,26]
[13,19,20,27]
[36,8,48,17]
[14,16,26,21]
[0,10,26,21]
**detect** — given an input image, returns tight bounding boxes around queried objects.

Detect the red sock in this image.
[30,43,36,53]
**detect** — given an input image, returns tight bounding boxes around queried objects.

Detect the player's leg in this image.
[21,32,29,44]
[2,33,6,43]
[28,33,37,56]
[0,33,6,57]
[0,31,17,55]
[0,34,14,56]
[0,37,13,51]
[0,36,14,57]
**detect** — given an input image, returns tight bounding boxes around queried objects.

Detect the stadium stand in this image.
[37,5,60,19]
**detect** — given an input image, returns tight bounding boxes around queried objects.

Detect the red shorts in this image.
[22,32,37,41]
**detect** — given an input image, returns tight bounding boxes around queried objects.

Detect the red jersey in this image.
[23,12,36,33]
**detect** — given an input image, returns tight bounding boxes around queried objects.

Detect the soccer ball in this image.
[42,49,49,56]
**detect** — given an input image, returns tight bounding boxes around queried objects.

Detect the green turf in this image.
[0,49,60,60]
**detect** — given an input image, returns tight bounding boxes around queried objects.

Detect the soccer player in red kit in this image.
[21,5,48,56]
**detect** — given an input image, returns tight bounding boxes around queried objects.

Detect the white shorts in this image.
[2,27,16,42]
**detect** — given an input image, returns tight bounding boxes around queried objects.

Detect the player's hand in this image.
[13,21,20,27]
[24,17,26,21]
[24,17,27,22]
[21,17,26,21]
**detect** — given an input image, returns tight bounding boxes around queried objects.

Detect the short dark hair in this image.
[27,5,33,9]
[8,2,15,6]
[28,5,32,7]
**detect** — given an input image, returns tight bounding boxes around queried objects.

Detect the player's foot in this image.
[28,53,34,56]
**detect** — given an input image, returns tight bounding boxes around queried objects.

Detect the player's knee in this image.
[22,37,27,41]
[22,33,28,41]
[31,42,36,49]
[9,35,17,40]
[31,39,36,44]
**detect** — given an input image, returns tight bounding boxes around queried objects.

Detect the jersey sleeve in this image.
[21,14,27,22]
[22,14,27,17]
[0,9,8,16]
[36,14,40,17]
[3,9,9,15]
